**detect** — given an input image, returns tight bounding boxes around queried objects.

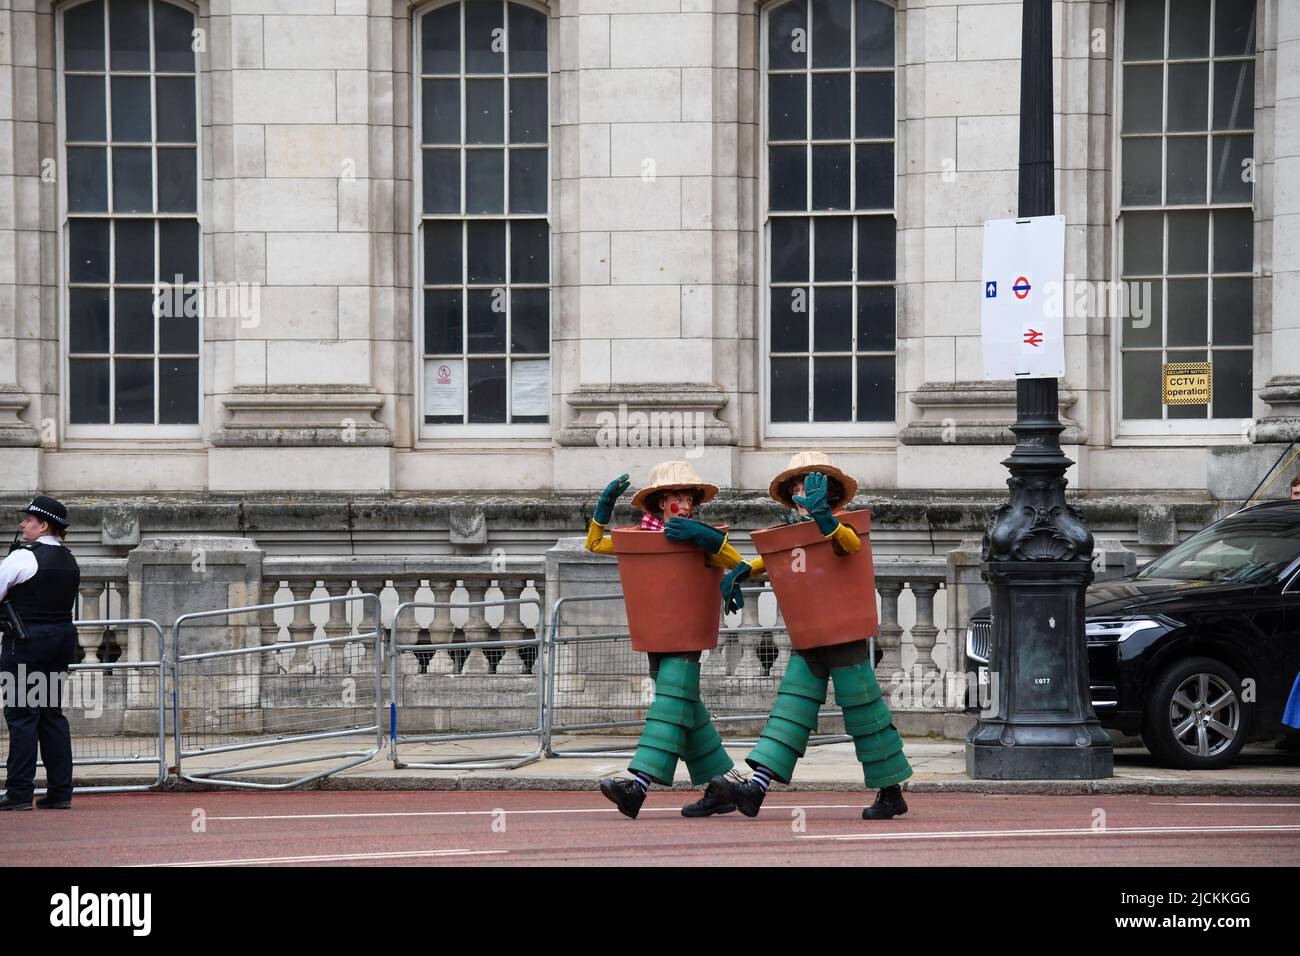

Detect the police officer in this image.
[0,496,80,810]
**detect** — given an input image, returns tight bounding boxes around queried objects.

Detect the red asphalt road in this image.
[2,791,1299,866]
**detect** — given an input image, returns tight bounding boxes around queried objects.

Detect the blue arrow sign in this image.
[985,281,997,298]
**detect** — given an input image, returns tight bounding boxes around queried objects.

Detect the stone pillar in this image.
[543,536,626,701]
[945,537,989,676]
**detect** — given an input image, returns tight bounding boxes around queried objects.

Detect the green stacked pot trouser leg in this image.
[630,655,732,786]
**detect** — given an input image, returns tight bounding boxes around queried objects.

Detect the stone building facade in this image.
[0,0,1296,564]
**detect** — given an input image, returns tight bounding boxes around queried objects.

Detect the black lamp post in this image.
[965,0,1113,779]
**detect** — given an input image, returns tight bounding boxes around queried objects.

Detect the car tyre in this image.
[1141,656,1250,770]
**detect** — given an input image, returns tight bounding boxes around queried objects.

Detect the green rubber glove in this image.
[792,471,839,537]
[720,561,751,614]
[664,517,725,553]
[594,473,630,525]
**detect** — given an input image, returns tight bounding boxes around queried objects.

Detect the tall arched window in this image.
[60,0,201,436]
[416,0,550,434]
[764,0,896,433]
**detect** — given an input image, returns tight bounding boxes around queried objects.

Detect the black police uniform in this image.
[2,518,80,806]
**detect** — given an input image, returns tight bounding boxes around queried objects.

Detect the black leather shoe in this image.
[710,772,766,818]
[36,796,72,810]
[0,796,32,811]
[680,778,737,817]
[599,778,647,819]
[862,785,908,820]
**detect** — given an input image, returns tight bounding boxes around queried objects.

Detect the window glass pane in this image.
[1121,280,1162,347]
[65,75,106,142]
[1121,137,1162,205]
[509,77,547,144]
[424,220,463,284]
[1214,0,1257,57]
[465,0,504,74]
[508,4,548,73]
[1167,63,1208,132]
[770,287,809,352]
[467,220,506,283]
[153,0,196,72]
[811,73,850,139]
[159,312,198,354]
[1122,211,1163,274]
[508,148,546,213]
[510,289,549,353]
[1167,211,1208,273]
[854,143,892,209]
[1166,277,1207,346]
[114,357,154,423]
[67,147,108,213]
[423,78,460,145]
[856,215,894,280]
[109,0,150,72]
[1211,277,1252,346]
[510,219,548,283]
[1169,0,1210,58]
[1121,350,1162,418]
[423,149,461,213]
[770,357,808,422]
[156,76,196,142]
[112,147,153,212]
[855,0,894,67]
[1212,208,1252,272]
[770,217,809,282]
[813,355,851,420]
[814,216,852,281]
[856,284,894,351]
[769,145,807,211]
[768,0,807,71]
[69,358,110,423]
[1166,136,1207,204]
[1212,61,1254,130]
[855,73,893,139]
[69,219,110,283]
[157,147,196,212]
[811,144,850,209]
[424,290,464,353]
[158,219,199,285]
[768,74,806,141]
[1123,0,1165,61]
[468,289,506,353]
[466,149,504,213]
[1122,65,1162,133]
[158,358,198,424]
[111,76,152,142]
[855,354,893,421]
[1211,135,1253,203]
[1211,349,1252,418]
[466,78,504,144]
[810,0,850,68]
[64,0,105,71]
[467,358,506,422]
[114,219,154,283]
[115,289,155,353]
[69,288,110,353]
[813,287,851,351]
[422,2,461,74]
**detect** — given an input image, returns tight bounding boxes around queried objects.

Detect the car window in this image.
[1137,509,1300,585]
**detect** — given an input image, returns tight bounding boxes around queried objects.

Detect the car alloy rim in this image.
[1169,673,1240,758]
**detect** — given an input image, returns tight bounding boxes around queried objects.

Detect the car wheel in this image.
[1141,656,1249,770]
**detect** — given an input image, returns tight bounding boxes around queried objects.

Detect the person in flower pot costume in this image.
[710,452,913,820]
[584,460,746,819]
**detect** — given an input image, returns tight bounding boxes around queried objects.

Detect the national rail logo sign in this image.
[981,215,1066,380]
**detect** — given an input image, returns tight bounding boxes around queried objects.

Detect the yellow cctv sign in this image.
[1163,362,1211,405]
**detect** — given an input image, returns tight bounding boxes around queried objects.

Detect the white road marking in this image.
[139,849,509,867]
[205,802,866,822]
[799,823,1300,842]
[1148,801,1300,808]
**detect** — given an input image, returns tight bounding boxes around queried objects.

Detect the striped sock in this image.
[629,770,652,793]
[752,767,773,792]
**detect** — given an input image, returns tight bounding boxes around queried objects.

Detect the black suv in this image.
[966,500,1300,769]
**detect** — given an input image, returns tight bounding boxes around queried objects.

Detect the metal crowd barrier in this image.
[388,596,545,770]
[171,593,384,790]
[544,592,853,758]
[0,617,168,795]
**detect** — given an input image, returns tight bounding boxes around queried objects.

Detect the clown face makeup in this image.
[658,491,696,520]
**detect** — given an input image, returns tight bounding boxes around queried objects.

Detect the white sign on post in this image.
[981,214,1066,379]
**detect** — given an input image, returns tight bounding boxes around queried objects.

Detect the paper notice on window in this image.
[424,359,463,416]
[511,359,549,416]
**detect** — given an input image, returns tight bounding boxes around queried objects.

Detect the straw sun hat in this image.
[767,451,858,509]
